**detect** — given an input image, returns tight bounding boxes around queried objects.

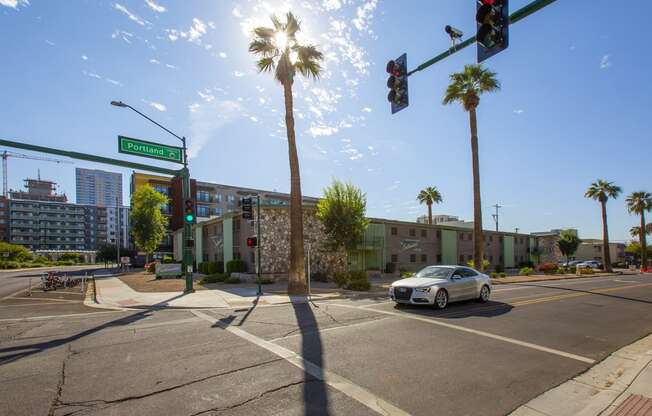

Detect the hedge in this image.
[226,259,247,275]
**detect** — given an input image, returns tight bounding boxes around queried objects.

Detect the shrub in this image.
[30,262,45,268]
[225,276,241,284]
[55,260,75,266]
[519,267,534,276]
[537,263,558,275]
[226,259,247,275]
[518,261,534,268]
[162,256,174,264]
[494,264,505,273]
[490,272,498,278]
[499,272,507,278]
[198,262,208,274]
[3,261,20,269]
[146,262,157,273]
[333,272,349,288]
[208,261,223,274]
[579,267,594,275]
[311,272,329,283]
[467,259,491,270]
[200,273,227,284]
[345,270,371,291]
[34,255,50,263]
[60,252,82,263]
[385,262,396,274]
[400,271,416,278]
[259,277,275,285]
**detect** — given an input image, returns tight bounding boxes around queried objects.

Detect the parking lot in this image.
[1,273,652,415]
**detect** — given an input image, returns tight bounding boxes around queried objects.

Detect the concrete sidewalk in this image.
[91,275,341,309]
[510,333,652,416]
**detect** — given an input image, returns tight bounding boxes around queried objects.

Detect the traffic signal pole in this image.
[256,194,262,296]
[181,138,194,294]
[406,0,557,76]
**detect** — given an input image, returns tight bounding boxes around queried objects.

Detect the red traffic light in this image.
[246,236,257,248]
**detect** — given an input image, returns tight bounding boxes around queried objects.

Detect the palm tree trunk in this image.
[283,80,307,294]
[641,211,648,271]
[469,106,484,271]
[427,203,432,225]
[600,200,612,272]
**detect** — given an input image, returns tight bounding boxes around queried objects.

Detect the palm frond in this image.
[443,64,499,109]
[270,14,283,32]
[285,12,300,38]
[248,39,277,57]
[295,60,321,79]
[257,57,276,73]
[253,26,275,40]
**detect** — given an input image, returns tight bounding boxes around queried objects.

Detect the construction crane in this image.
[1,150,74,197]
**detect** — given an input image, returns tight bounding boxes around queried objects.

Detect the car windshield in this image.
[415,266,452,279]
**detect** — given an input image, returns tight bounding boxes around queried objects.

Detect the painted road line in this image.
[0,302,82,308]
[11,297,82,303]
[328,303,595,364]
[268,317,394,343]
[0,310,126,322]
[509,282,652,307]
[191,310,411,416]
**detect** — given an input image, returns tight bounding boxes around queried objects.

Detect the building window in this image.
[410,254,416,263]
[459,255,464,264]
[197,190,210,203]
[391,227,397,236]
[197,206,210,217]
[409,229,415,237]
[436,254,442,263]
[391,254,398,263]
[215,194,222,203]
[420,229,427,238]
[227,195,235,204]
[421,254,427,263]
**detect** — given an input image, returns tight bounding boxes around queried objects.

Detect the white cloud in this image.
[111,30,134,44]
[197,90,214,102]
[352,0,377,32]
[513,109,524,115]
[0,0,29,9]
[234,71,246,77]
[188,100,242,157]
[309,125,339,137]
[250,116,258,122]
[105,78,123,86]
[218,51,227,58]
[165,18,208,45]
[149,58,160,64]
[81,55,88,61]
[113,3,149,26]
[144,0,166,13]
[600,54,612,69]
[45,40,55,46]
[142,100,167,112]
[165,63,177,69]
[232,7,242,18]
[362,107,372,113]
[322,0,341,10]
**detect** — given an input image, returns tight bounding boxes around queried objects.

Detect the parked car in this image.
[577,260,602,269]
[389,265,492,309]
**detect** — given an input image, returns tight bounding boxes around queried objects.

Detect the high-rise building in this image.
[75,168,122,207]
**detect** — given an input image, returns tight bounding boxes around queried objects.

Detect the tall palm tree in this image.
[249,13,323,294]
[417,186,443,225]
[443,64,500,271]
[584,179,622,272]
[626,191,652,271]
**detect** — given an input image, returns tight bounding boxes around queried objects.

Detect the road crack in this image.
[53,357,285,413]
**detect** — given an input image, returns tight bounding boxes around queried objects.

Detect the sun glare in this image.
[274,31,288,49]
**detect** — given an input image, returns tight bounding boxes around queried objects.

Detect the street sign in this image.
[118,135,183,164]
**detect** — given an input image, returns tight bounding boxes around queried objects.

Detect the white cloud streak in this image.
[144,0,166,13]
[113,3,149,26]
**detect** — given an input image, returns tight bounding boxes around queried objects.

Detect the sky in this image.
[0,0,650,243]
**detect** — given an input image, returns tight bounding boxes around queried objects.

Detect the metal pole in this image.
[407,0,557,76]
[256,194,262,296]
[307,243,311,300]
[182,166,194,293]
[116,197,120,272]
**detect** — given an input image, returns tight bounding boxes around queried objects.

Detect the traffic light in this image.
[241,197,253,219]
[386,53,409,114]
[246,236,257,248]
[184,199,195,223]
[476,0,509,63]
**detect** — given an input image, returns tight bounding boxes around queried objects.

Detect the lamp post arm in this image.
[124,105,184,144]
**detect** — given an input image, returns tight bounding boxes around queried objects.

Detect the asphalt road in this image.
[0,265,110,299]
[1,273,652,415]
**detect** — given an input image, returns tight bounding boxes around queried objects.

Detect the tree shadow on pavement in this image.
[0,292,190,366]
[515,283,652,306]
[291,301,330,416]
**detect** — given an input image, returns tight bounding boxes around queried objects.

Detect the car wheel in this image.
[433,289,448,309]
[477,285,490,303]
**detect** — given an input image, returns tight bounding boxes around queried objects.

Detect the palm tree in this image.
[626,191,652,271]
[584,179,622,272]
[630,223,652,238]
[417,187,443,225]
[249,13,323,294]
[443,64,500,271]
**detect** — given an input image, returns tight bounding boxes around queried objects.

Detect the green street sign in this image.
[118,135,183,164]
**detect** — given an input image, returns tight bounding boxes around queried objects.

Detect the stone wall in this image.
[259,206,347,278]
[538,234,562,264]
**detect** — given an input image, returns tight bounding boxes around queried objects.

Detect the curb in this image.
[491,272,632,285]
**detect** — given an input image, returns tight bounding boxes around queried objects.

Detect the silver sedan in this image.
[389,265,492,309]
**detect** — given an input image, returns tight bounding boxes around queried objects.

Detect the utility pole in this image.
[492,204,502,232]
[256,194,262,296]
[116,196,120,270]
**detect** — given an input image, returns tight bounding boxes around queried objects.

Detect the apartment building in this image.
[75,168,123,207]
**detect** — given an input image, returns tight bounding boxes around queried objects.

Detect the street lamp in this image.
[111,100,194,293]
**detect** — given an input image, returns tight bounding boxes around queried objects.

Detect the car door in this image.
[448,268,469,301]
[458,268,480,300]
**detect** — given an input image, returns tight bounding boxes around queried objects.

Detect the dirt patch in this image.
[119,272,207,292]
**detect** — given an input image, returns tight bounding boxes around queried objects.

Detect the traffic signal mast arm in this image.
[406,0,556,76]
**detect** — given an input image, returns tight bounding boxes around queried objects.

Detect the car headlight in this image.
[414,287,431,293]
